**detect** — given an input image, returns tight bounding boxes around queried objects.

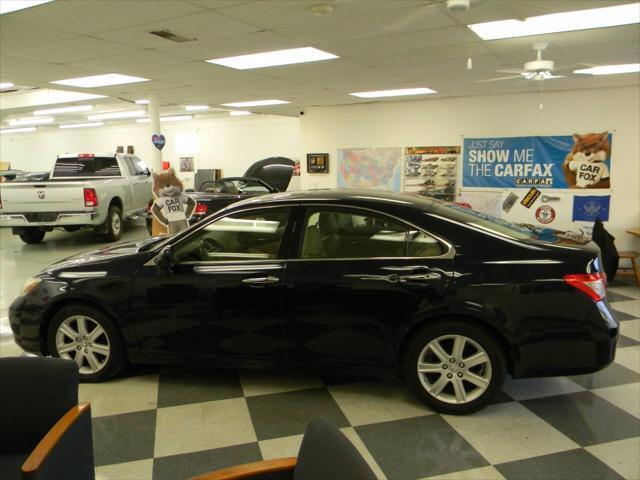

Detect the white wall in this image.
[1,114,301,189]
[300,86,640,250]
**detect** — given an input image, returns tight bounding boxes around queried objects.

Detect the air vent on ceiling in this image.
[149,30,196,43]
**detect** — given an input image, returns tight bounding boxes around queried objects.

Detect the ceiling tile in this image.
[0,19,77,52]
[8,0,206,34]
[5,37,142,64]
[69,51,190,72]
[0,56,103,83]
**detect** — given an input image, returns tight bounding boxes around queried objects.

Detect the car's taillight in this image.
[195,203,208,215]
[84,188,98,207]
[564,272,606,302]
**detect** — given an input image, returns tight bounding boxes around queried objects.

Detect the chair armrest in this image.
[188,457,297,480]
[22,403,94,480]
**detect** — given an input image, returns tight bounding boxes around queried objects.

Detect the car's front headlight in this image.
[22,277,42,296]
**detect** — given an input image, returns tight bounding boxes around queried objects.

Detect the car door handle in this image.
[242,275,280,285]
[398,272,441,283]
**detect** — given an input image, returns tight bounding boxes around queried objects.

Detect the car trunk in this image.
[242,157,295,192]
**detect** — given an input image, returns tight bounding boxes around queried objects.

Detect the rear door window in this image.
[53,156,121,177]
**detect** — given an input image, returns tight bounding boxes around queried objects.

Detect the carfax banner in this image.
[462,133,612,189]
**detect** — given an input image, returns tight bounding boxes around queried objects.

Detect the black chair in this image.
[0,357,94,480]
[188,419,376,480]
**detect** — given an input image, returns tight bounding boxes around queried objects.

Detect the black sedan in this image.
[9,190,618,414]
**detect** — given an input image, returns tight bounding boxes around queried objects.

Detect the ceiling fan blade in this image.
[553,63,594,72]
[475,75,523,83]
[496,69,525,74]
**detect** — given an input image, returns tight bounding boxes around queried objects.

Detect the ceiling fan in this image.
[477,42,586,83]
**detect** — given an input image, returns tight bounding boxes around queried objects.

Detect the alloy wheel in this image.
[417,334,492,404]
[55,315,111,374]
[111,212,121,235]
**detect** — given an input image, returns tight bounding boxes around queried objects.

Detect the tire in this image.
[404,320,506,415]
[47,304,126,382]
[104,204,123,242]
[19,228,45,244]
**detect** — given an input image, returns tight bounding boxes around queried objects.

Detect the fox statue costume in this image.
[151,168,196,235]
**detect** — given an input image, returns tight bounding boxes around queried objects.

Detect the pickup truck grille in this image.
[24,213,58,222]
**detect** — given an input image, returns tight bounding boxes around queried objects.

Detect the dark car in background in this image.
[146,157,294,233]
[10,189,617,414]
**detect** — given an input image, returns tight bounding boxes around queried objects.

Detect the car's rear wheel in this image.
[104,204,123,242]
[404,321,506,415]
[19,228,45,244]
[47,304,125,382]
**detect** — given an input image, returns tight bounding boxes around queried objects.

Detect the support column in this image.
[148,94,163,171]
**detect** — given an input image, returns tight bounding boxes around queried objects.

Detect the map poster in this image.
[337,147,402,191]
[462,133,612,189]
[403,146,460,202]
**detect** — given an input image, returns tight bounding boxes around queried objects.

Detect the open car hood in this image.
[242,157,295,192]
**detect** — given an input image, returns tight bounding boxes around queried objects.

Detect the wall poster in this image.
[462,132,612,190]
[403,146,459,201]
[337,147,402,191]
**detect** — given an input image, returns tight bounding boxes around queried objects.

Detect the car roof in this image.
[226,188,441,214]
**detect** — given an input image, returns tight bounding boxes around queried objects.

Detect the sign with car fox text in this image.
[462,133,612,190]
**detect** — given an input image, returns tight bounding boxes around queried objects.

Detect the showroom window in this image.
[300,209,444,259]
[172,208,291,262]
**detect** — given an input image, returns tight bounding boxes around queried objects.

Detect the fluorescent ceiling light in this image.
[59,122,104,129]
[0,0,53,15]
[207,47,338,70]
[469,3,640,40]
[185,105,209,111]
[88,110,145,120]
[136,115,193,123]
[229,111,252,116]
[33,105,93,115]
[135,99,149,105]
[9,116,54,126]
[51,74,149,88]
[0,89,105,110]
[0,127,37,134]
[221,99,289,107]
[350,87,437,98]
[574,63,640,75]
[0,82,14,89]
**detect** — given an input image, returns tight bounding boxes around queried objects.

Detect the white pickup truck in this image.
[0,153,152,244]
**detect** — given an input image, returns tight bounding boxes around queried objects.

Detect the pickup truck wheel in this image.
[19,228,45,244]
[104,205,123,242]
[47,304,126,382]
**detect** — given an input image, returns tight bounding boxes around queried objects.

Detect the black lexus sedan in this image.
[9,190,618,414]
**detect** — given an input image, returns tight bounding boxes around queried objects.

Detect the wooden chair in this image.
[617,250,640,285]
[188,419,376,480]
[0,357,94,480]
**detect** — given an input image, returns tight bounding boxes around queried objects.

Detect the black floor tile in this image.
[495,449,623,480]
[617,335,640,348]
[92,410,156,467]
[246,387,349,441]
[607,291,635,302]
[356,415,488,479]
[568,363,639,390]
[522,391,640,447]
[611,308,637,321]
[153,443,262,480]
[157,368,244,408]
[495,390,515,404]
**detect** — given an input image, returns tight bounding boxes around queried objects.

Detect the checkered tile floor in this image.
[1,282,639,480]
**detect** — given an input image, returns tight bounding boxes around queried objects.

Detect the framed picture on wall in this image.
[179,156,194,173]
[307,153,329,173]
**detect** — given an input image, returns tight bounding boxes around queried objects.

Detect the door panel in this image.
[282,207,453,366]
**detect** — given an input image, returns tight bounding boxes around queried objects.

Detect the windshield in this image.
[435,203,535,240]
[53,156,121,177]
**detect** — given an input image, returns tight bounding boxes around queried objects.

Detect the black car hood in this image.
[242,157,295,192]
[44,238,158,273]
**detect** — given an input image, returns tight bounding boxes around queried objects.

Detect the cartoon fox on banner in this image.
[563,132,611,189]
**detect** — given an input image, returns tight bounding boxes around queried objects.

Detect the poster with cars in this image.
[403,146,459,201]
[462,133,612,189]
[337,147,402,191]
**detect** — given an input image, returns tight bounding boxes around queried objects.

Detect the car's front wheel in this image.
[47,304,125,382]
[405,321,506,415]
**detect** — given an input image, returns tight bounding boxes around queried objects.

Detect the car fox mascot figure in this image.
[151,168,196,235]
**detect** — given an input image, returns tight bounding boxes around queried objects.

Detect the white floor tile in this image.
[615,346,640,373]
[586,437,640,480]
[425,465,506,480]
[620,319,640,342]
[239,369,323,397]
[95,459,153,480]
[80,374,159,417]
[592,383,640,418]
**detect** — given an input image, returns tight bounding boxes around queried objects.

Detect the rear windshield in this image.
[53,157,121,177]
[435,204,534,240]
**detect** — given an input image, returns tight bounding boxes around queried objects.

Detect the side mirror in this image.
[155,246,174,274]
